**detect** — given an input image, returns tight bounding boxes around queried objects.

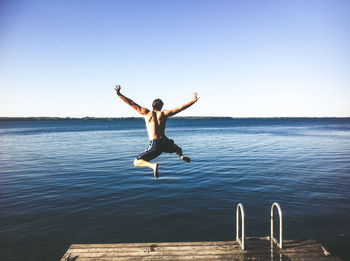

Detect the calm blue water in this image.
[0,118,349,260]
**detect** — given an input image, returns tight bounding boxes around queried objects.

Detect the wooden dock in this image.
[61,237,341,261]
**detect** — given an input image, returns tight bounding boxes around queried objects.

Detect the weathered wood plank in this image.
[69,241,237,248]
[63,255,257,261]
[61,238,341,261]
[66,250,241,257]
[62,254,247,261]
[68,245,241,252]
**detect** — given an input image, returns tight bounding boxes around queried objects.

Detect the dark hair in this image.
[152,99,163,111]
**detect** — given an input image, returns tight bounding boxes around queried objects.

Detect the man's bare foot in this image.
[181,156,191,163]
[153,163,159,178]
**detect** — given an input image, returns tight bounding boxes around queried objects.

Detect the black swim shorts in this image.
[136,137,179,162]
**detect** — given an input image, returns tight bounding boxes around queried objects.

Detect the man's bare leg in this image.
[134,159,159,178]
[176,147,191,163]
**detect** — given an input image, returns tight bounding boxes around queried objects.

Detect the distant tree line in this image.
[0,117,143,121]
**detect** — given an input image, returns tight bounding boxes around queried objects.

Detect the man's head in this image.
[152,99,164,111]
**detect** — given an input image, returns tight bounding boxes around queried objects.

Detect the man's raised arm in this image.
[115,85,149,115]
[164,92,199,117]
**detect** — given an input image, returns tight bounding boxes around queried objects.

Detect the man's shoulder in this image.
[145,110,168,119]
[160,111,169,118]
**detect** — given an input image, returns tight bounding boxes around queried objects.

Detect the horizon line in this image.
[1,116,350,121]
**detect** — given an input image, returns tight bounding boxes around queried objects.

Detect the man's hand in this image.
[193,92,199,101]
[115,85,121,95]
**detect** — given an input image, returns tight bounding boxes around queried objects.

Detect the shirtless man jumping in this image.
[115,85,199,178]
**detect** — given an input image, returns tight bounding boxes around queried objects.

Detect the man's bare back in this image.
[144,110,167,140]
[115,85,199,178]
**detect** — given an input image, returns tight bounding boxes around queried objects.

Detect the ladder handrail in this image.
[270,202,283,249]
[236,203,245,250]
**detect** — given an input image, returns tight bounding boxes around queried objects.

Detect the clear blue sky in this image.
[1,0,349,117]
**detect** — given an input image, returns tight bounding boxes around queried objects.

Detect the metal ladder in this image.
[271,202,283,249]
[236,203,245,249]
[235,202,283,250]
